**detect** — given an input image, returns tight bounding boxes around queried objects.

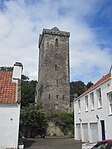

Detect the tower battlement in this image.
[39,27,70,48]
[43,27,70,37]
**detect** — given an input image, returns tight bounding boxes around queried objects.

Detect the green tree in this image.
[20,103,47,138]
[70,81,87,102]
[21,74,29,81]
[86,81,94,89]
[21,79,37,107]
[0,67,13,71]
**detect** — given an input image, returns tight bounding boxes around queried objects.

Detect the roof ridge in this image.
[79,72,111,98]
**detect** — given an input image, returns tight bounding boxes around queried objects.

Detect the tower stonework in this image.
[37,27,70,112]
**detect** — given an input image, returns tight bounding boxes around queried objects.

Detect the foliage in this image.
[86,81,94,89]
[0,67,13,71]
[20,103,47,138]
[21,74,29,81]
[70,81,87,102]
[20,74,94,138]
[70,81,94,102]
[47,112,74,136]
[21,79,37,107]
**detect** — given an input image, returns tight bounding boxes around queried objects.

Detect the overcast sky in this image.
[0,0,112,83]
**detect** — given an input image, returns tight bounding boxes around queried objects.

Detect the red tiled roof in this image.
[0,71,16,104]
[79,72,111,97]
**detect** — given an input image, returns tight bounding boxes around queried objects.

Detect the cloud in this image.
[0,0,112,83]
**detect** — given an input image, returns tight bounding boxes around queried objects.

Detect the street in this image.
[23,138,82,149]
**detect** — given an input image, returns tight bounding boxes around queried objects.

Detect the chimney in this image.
[12,62,23,81]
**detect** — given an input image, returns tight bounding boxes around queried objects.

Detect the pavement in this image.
[23,137,82,149]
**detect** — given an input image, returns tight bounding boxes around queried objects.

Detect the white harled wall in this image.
[74,78,112,143]
[0,104,20,149]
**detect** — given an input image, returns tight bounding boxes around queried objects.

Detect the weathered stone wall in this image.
[47,122,64,137]
[37,27,70,112]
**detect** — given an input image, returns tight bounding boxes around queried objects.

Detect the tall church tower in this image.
[37,27,70,112]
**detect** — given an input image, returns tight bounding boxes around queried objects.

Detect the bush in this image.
[47,112,74,136]
[20,103,48,138]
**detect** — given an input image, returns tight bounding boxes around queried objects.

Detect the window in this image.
[56,79,58,86]
[97,88,102,108]
[55,38,59,47]
[56,95,58,99]
[90,92,94,110]
[55,64,57,70]
[78,99,81,113]
[85,96,88,111]
[108,92,112,114]
[49,94,50,99]
[55,105,58,110]
[62,95,64,100]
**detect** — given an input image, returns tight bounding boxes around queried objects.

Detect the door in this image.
[101,120,106,140]
[82,123,88,142]
[90,123,98,142]
[76,124,81,140]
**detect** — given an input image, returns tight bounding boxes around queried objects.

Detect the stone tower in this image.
[36,27,70,112]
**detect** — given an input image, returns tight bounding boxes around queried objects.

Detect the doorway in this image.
[101,120,105,140]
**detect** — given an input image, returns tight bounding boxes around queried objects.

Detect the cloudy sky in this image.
[0,0,112,83]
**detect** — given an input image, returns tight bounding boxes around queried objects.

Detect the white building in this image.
[74,67,112,143]
[0,62,23,149]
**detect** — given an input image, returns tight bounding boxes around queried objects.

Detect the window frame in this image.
[78,99,81,114]
[107,92,112,114]
[90,92,94,110]
[96,88,102,108]
[85,95,89,112]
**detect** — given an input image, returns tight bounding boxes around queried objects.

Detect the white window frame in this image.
[97,88,102,108]
[107,92,112,114]
[78,99,81,113]
[90,92,94,110]
[85,95,88,112]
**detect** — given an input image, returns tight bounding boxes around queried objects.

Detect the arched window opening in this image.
[55,38,59,47]
[62,95,64,100]
[55,64,57,70]
[57,79,58,86]
[56,95,58,99]
[49,94,50,99]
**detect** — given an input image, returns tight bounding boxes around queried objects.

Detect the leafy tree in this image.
[21,74,29,81]
[86,81,94,89]
[21,79,37,107]
[70,81,87,102]
[20,103,47,138]
[0,67,13,71]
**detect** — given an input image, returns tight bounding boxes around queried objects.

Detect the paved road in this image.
[23,138,82,149]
